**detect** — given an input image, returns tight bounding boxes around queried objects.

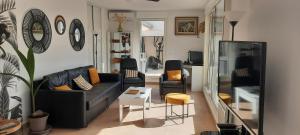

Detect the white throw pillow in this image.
[125,69,138,78]
[73,75,93,90]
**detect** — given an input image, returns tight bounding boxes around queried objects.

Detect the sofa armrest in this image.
[35,89,87,128]
[182,74,187,93]
[99,73,121,82]
[138,72,145,81]
[160,74,167,82]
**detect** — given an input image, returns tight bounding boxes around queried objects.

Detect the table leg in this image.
[171,104,173,116]
[149,92,152,109]
[143,104,145,121]
[182,104,184,123]
[119,105,123,122]
[235,90,240,110]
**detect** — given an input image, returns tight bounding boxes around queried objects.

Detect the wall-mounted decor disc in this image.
[69,19,85,51]
[22,9,52,54]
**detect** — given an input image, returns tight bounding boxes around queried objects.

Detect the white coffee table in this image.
[235,86,260,120]
[119,87,152,122]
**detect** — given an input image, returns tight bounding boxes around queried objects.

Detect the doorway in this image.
[140,20,165,79]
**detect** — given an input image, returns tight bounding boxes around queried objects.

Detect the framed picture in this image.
[175,17,198,35]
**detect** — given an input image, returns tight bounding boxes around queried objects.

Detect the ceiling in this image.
[91,0,209,11]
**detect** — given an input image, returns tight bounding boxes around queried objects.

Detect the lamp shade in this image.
[225,11,245,22]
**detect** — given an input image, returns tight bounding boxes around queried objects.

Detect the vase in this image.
[118,23,123,32]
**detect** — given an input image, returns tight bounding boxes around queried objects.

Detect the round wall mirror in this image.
[32,22,44,41]
[69,19,85,51]
[55,15,66,35]
[22,9,52,54]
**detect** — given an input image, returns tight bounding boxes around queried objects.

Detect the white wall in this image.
[13,0,93,121]
[227,0,300,134]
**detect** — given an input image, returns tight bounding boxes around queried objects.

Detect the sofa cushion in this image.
[125,69,138,78]
[54,85,72,91]
[88,67,100,85]
[86,82,120,109]
[124,77,144,84]
[73,75,93,91]
[44,71,69,89]
[66,67,90,89]
[162,81,183,88]
[167,70,182,81]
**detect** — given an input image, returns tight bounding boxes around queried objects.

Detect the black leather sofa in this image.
[35,66,122,128]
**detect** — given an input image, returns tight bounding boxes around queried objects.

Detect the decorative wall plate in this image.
[69,19,85,51]
[55,15,66,35]
[22,9,52,54]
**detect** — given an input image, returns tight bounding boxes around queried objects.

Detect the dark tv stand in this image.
[200,131,220,135]
[200,124,250,135]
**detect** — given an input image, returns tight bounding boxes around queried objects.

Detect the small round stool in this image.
[165,93,190,123]
[219,93,231,105]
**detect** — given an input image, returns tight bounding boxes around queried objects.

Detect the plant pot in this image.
[29,112,49,132]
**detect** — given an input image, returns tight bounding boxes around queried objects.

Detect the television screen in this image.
[188,51,203,65]
[218,41,266,135]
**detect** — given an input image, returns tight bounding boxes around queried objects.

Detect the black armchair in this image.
[120,58,145,91]
[159,60,187,100]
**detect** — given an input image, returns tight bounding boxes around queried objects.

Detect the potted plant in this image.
[0,46,49,132]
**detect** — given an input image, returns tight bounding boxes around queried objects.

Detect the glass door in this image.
[206,0,225,105]
[140,20,165,74]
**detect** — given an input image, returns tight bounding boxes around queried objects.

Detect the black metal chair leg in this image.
[171,105,173,116]
[165,101,167,120]
[182,104,184,123]
[187,104,189,118]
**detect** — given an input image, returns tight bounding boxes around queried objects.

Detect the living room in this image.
[0,0,299,135]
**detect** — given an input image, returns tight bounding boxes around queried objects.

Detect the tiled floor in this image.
[50,84,216,135]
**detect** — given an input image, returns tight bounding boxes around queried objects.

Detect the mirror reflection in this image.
[74,28,80,42]
[32,22,44,41]
[57,21,65,34]
[218,41,266,134]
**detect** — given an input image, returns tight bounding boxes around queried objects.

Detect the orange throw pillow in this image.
[167,70,182,81]
[54,85,72,91]
[88,67,100,85]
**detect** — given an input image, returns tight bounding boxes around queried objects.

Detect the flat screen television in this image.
[218,41,267,135]
[188,51,203,66]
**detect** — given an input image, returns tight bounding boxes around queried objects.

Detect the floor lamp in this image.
[225,11,245,41]
[91,5,99,70]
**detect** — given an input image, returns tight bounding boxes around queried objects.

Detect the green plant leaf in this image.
[26,48,35,81]
[14,48,31,78]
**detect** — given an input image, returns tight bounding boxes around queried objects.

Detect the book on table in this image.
[126,89,140,95]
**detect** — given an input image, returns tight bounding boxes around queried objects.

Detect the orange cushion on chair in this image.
[167,70,182,81]
[54,85,72,91]
[88,67,100,85]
